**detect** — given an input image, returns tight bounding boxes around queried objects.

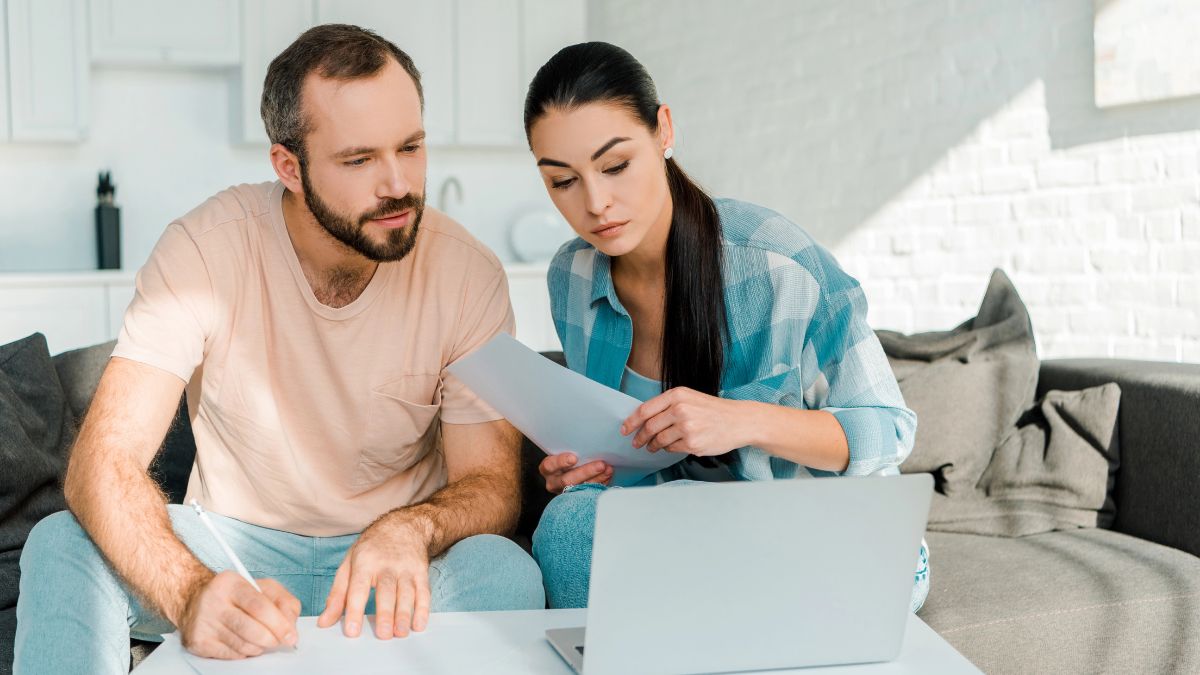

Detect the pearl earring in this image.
[664,147,674,160]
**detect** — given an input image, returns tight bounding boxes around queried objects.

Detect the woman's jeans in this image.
[15,505,545,675]
[532,481,930,612]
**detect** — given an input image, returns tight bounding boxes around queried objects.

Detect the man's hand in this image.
[317,514,431,639]
[313,419,524,639]
[538,453,613,494]
[621,387,752,457]
[178,571,300,659]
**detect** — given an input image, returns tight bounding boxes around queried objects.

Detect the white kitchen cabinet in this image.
[234,0,585,148]
[316,0,455,146]
[0,280,117,355]
[507,263,559,352]
[0,0,587,147]
[521,0,587,93]
[456,0,523,146]
[0,265,557,357]
[6,0,89,141]
[239,0,317,144]
[89,0,241,67]
[455,0,586,147]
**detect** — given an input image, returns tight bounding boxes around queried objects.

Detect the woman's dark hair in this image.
[524,42,731,465]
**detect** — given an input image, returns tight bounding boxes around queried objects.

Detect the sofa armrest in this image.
[1038,358,1200,558]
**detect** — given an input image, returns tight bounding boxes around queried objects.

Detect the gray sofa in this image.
[4,340,1199,674]
[919,359,1200,673]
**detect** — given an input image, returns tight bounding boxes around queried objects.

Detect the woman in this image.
[524,42,928,612]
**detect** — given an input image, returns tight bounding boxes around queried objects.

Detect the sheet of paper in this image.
[181,615,534,675]
[447,333,684,486]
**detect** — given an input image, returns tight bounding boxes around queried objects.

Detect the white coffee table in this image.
[135,609,980,674]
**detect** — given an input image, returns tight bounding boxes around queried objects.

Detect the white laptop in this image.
[546,474,933,674]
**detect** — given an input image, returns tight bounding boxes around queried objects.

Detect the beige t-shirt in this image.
[113,181,514,536]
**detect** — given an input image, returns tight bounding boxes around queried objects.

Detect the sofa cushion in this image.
[149,400,197,505]
[0,334,75,674]
[926,382,1121,537]
[921,529,1200,674]
[880,269,1039,497]
[1039,358,1200,560]
[52,340,196,504]
[0,335,73,605]
[52,340,116,422]
[0,608,13,675]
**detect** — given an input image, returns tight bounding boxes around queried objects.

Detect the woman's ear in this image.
[656,104,675,155]
[270,143,304,195]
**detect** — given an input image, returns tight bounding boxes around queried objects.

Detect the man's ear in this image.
[270,143,304,194]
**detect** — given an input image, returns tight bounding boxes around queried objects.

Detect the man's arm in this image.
[64,358,205,620]
[399,419,524,552]
[317,418,523,639]
[64,357,299,659]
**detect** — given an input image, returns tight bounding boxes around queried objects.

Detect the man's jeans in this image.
[14,505,545,674]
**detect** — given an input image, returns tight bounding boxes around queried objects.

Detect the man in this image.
[14,24,544,674]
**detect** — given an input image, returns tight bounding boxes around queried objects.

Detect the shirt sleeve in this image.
[111,222,214,383]
[546,239,585,373]
[439,260,516,425]
[803,254,917,476]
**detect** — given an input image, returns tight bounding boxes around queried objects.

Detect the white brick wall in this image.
[590,0,1200,362]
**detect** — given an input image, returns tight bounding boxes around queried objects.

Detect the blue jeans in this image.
[15,505,545,675]
[532,482,930,612]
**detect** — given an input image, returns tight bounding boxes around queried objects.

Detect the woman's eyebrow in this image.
[590,136,630,160]
[536,136,632,168]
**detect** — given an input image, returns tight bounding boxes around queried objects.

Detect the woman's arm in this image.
[623,248,915,476]
[742,403,849,472]
[621,389,850,472]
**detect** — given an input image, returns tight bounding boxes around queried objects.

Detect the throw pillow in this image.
[0,334,80,675]
[927,382,1121,536]
[0,334,74,608]
[879,269,1040,496]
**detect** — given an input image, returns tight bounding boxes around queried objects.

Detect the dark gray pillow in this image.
[0,334,74,610]
[152,396,196,505]
[52,340,116,422]
[1,336,195,673]
[52,340,195,504]
[879,269,1039,497]
[0,606,14,675]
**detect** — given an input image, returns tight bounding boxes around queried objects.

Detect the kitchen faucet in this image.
[437,176,463,212]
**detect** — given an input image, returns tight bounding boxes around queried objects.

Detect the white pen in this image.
[190,499,262,592]
[190,500,299,650]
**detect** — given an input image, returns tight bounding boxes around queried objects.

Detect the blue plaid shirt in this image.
[547,197,918,480]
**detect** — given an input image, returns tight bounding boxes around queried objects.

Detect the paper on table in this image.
[447,333,684,486]
[181,616,529,675]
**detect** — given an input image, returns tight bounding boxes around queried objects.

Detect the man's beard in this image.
[300,163,425,263]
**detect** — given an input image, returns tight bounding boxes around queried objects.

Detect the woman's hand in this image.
[538,453,613,494]
[621,387,751,457]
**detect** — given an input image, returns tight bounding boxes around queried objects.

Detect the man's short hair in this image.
[261,24,423,159]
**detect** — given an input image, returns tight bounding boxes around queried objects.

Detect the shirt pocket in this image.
[353,374,443,490]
